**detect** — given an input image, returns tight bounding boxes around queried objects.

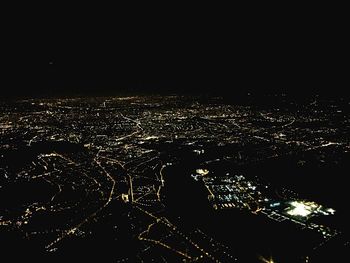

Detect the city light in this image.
[327,208,336,214]
[286,201,313,217]
[259,255,275,263]
[196,168,209,176]
[0,95,344,262]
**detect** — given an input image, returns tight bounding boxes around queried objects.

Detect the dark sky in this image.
[2,10,348,99]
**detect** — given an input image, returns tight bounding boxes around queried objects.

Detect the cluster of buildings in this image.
[195,170,338,239]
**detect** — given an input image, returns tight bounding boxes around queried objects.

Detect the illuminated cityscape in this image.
[0,95,349,262]
[200,173,337,239]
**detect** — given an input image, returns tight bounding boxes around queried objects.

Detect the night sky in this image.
[2,11,347,99]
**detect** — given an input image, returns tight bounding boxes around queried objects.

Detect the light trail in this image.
[45,156,117,250]
[134,205,221,262]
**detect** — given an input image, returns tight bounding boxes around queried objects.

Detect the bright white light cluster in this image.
[286,201,315,217]
[285,201,336,219]
[196,169,209,176]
